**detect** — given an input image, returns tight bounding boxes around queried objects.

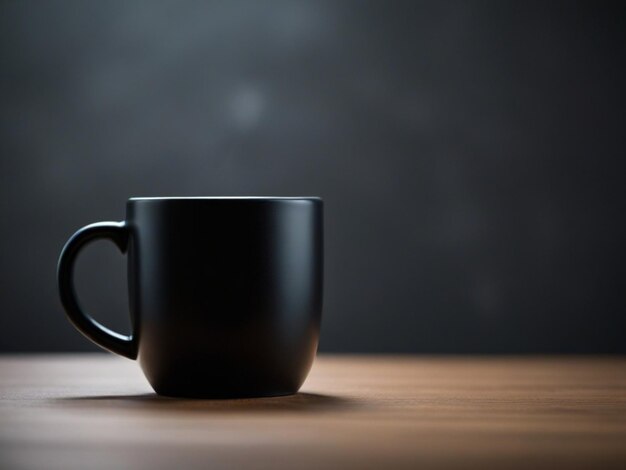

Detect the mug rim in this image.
[128,196,321,201]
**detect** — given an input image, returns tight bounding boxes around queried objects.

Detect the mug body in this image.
[126,197,323,398]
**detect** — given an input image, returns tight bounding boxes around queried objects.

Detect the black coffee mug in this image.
[58,197,323,398]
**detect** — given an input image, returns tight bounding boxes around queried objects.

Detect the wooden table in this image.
[1,355,625,469]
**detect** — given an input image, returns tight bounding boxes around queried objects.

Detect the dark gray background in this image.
[1,1,625,353]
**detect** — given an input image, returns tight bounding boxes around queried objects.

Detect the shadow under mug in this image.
[57,197,323,398]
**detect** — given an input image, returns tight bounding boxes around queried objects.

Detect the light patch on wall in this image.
[472,274,500,318]
[227,85,266,131]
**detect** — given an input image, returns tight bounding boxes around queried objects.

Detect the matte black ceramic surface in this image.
[58,197,323,398]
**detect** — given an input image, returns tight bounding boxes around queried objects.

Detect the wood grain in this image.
[1,354,625,469]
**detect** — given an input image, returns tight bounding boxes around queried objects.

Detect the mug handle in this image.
[57,222,137,359]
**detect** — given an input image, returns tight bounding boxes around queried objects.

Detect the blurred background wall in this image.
[1,0,625,353]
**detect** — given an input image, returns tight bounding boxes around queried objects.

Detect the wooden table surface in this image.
[1,354,625,469]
